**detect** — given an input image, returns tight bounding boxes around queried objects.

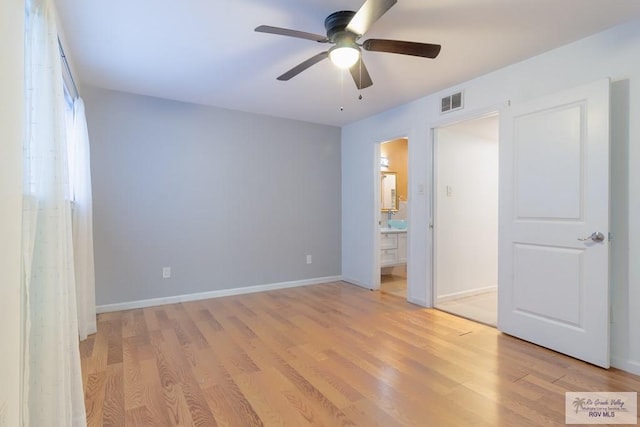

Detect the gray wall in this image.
[84,87,341,306]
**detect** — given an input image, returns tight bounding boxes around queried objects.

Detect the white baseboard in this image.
[611,356,640,376]
[97,275,342,313]
[407,295,427,306]
[436,286,497,304]
[341,276,374,290]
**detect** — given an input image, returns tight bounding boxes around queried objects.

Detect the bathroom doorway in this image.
[379,137,409,298]
[432,114,499,325]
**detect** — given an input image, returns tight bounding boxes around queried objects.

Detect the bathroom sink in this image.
[387,219,407,230]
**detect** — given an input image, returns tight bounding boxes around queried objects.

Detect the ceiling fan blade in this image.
[346,0,397,36]
[277,51,330,81]
[363,39,441,58]
[349,57,373,89]
[255,25,329,43]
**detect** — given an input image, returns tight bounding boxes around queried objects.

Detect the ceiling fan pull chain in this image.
[359,60,363,100]
[340,69,345,111]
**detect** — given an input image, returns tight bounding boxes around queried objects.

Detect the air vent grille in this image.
[441,91,464,113]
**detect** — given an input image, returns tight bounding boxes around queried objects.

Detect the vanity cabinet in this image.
[397,232,407,264]
[380,231,407,267]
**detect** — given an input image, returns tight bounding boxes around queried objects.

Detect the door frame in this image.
[427,105,504,307]
[431,112,500,315]
[373,136,410,294]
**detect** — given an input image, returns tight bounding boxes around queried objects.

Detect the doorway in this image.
[432,114,499,325]
[379,137,408,298]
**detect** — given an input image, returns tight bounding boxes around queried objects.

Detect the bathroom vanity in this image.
[380,229,407,267]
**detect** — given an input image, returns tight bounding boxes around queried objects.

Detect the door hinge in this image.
[609,232,612,242]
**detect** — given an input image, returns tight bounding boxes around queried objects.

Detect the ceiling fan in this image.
[255,0,441,90]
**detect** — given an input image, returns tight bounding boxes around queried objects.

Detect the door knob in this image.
[578,232,605,242]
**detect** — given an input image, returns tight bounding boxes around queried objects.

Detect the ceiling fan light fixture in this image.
[255,0,440,88]
[329,45,360,69]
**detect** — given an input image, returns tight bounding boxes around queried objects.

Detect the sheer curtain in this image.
[70,97,97,340]
[23,0,87,425]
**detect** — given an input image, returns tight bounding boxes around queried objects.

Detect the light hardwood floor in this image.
[81,281,640,426]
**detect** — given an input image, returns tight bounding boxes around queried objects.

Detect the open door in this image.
[498,79,610,368]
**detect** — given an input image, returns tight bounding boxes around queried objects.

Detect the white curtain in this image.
[23,0,87,425]
[70,97,97,340]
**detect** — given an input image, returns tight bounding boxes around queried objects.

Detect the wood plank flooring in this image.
[81,281,640,426]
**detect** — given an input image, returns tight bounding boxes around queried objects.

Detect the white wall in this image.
[342,19,640,374]
[435,126,498,300]
[342,109,429,293]
[84,87,342,307]
[0,0,24,424]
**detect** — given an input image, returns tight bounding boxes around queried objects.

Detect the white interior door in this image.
[498,79,610,368]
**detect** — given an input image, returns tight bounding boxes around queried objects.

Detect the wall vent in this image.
[441,91,464,113]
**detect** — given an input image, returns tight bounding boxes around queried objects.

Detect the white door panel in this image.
[499,79,610,368]
[515,104,584,220]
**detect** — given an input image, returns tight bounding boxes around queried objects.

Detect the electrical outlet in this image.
[306,255,312,264]
[162,267,171,279]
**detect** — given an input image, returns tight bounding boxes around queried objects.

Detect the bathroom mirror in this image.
[381,172,398,211]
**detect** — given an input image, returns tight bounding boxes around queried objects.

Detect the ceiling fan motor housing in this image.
[324,11,357,42]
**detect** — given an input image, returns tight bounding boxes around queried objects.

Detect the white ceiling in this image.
[56,0,640,127]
